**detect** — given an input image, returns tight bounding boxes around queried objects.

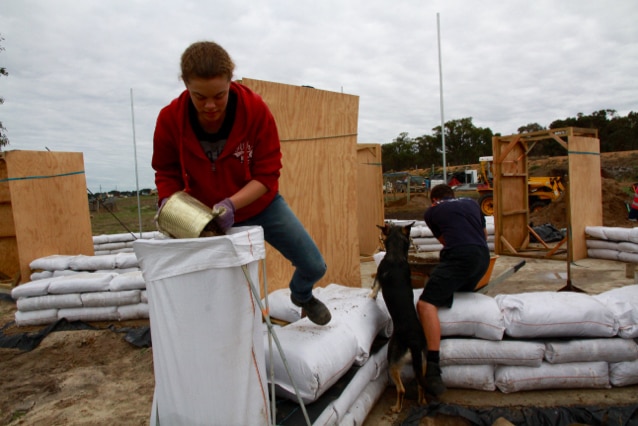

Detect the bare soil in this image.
[0,151,636,425]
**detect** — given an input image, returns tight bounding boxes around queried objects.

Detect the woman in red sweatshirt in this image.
[152,41,331,325]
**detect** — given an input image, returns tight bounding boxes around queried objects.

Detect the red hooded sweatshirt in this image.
[152,82,282,223]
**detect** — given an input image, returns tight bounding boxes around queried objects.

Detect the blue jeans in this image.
[235,194,327,302]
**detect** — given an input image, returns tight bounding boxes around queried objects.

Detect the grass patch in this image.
[91,195,159,236]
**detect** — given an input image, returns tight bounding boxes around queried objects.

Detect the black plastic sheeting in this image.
[0,299,152,352]
[401,401,638,426]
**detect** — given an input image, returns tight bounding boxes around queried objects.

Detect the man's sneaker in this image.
[424,362,446,396]
[291,295,332,326]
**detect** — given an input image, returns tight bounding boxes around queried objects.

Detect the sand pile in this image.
[530,178,634,229]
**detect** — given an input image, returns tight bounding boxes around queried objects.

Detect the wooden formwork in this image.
[0,150,94,286]
[492,127,601,262]
[356,144,384,256]
[240,79,361,291]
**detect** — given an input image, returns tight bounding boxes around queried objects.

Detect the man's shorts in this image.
[419,245,490,308]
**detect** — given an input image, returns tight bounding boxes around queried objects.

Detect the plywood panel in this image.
[241,79,361,290]
[568,136,602,260]
[1,150,94,283]
[356,144,384,256]
[0,238,18,278]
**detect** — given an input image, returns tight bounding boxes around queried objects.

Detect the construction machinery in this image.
[476,156,565,216]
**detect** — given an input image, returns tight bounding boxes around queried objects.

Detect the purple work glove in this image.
[212,198,236,232]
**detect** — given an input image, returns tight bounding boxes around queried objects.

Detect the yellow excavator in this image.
[476,156,565,216]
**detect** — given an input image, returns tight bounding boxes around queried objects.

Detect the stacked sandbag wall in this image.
[585,226,638,264]
[11,232,165,325]
[385,217,495,252]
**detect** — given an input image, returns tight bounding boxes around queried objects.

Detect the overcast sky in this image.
[1,0,636,192]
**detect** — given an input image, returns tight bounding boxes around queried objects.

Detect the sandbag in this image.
[495,361,610,393]
[17,293,82,312]
[109,271,146,291]
[496,292,618,338]
[115,252,139,269]
[118,303,149,320]
[442,364,496,391]
[29,254,77,271]
[80,290,140,307]
[316,284,390,366]
[47,272,114,294]
[69,254,117,271]
[11,278,54,299]
[15,308,59,326]
[438,292,505,341]
[264,320,359,404]
[29,271,54,281]
[440,338,545,367]
[544,338,638,364]
[609,359,638,387]
[594,285,638,339]
[58,306,119,322]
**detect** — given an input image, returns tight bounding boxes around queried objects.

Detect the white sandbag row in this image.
[398,317,638,392]
[586,226,638,263]
[585,226,638,243]
[93,231,164,255]
[494,338,638,392]
[384,217,495,252]
[496,286,638,339]
[11,271,149,326]
[399,339,638,392]
[28,252,143,281]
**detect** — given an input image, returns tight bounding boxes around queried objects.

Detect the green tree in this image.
[431,117,493,165]
[517,122,546,134]
[0,34,8,150]
[414,133,441,171]
[381,132,420,172]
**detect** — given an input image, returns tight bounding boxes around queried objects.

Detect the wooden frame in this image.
[492,127,601,261]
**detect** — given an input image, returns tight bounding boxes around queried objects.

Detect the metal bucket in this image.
[156,191,216,239]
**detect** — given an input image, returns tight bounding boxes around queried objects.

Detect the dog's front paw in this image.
[368,289,379,299]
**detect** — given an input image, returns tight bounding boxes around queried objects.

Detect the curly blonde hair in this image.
[180,41,235,83]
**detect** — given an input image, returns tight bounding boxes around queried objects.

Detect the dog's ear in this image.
[377,223,391,236]
[402,222,415,236]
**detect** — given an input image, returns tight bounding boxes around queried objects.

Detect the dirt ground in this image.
[0,151,637,425]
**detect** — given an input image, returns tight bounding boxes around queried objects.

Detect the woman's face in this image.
[185,76,231,129]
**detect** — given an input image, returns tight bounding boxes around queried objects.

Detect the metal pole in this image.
[130,88,143,237]
[437,13,447,184]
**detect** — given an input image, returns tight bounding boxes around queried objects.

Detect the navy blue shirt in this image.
[424,197,487,249]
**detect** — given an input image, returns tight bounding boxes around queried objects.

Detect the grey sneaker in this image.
[291,295,332,325]
[425,361,446,396]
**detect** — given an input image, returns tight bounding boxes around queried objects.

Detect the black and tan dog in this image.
[370,222,427,413]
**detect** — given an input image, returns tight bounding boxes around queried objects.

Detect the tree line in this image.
[381,110,638,173]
